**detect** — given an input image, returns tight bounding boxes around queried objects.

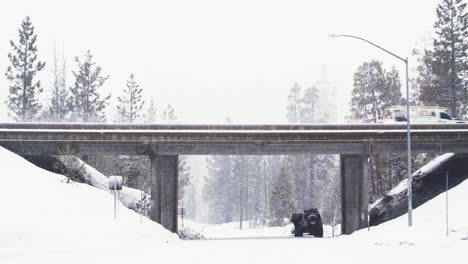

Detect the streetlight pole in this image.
[330,34,413,227]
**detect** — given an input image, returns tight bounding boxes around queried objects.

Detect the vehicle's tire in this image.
[315,222,324,238]
[306,214,318,225]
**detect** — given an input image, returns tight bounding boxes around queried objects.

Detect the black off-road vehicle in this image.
[291,208,323,237]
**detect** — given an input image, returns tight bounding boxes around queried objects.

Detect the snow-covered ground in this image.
[185,220,340,239]
[0,146,467,263]
[0,146,178,263]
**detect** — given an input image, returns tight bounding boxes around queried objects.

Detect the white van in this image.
[383,106,466,124]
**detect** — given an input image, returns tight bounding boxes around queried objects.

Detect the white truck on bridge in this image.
[384,106,467,124]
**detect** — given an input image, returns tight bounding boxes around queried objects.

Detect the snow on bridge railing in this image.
[0,122,468,131]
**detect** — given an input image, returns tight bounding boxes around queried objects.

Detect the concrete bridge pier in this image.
[149,154,179,233]
[340,154,369,235]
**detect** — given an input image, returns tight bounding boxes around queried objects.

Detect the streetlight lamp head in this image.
[329,34,337,38]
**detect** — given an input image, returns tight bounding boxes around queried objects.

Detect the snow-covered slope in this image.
[0,146,178,255]
[369,153,468,226]
[351,172,468,245]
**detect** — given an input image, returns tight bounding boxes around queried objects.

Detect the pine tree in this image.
[349,60,404,201]
[412,48,433,106]
[111,155,149,189]
[160,104,177,123]
[178,156,192,201]
[116,74,145,123]
[232,156,248,229]
[383,67,404,106]
[68,50,110,122]
[299,85,320,123]
[47,45,69,122]
[419,0,467,117]
[286,83,302,123]
[203,155,236,224]
[144,99,157,123]
[268,158,293,226]
[262,155,281,225]
[5,16,46,121]
[349,60,403,123]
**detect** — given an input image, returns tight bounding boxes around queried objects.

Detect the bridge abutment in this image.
[340,154,369,235]
[149,155,179,233]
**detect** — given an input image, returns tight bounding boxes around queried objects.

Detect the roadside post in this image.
[178,205,186,228]
[109,176,123,219]
[446,171,449,236]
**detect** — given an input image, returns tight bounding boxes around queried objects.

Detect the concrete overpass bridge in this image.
[1,123,468,235]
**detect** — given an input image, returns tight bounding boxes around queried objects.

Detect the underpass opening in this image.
[178,154,342,240]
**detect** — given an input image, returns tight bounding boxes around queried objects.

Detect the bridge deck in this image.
[0,123,467,155]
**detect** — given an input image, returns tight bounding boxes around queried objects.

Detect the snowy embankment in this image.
[351,163,468,246]
[0,147,178,256]
[370,153,468,226]
[55,155,145,212]
[349,184,468,247]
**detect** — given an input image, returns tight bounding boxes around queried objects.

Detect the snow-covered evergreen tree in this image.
[412,42,435,106]
[144,99,157,123]
[286,83,302,123]
[112,155,149,189]
[262,155,281,225]
[299,85,320,123]
[349,60,403,123]
[245,155,266,227]
[46,45,69,122]
[160,104,177,123]
[5,16,46,121]
[178,155,192,202]
[115,74,145,123]
[349,60,408,201]
[419,0,467,117]
[68,50,110,123]
[203,155,236,224]
[268,158,293,226]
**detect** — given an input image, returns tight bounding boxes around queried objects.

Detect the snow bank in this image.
[0,147,178,255]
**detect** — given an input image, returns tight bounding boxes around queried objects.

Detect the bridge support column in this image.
[149,155,179,233]
[340,154,369,235]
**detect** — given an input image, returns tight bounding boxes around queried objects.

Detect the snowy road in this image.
[2,235,465,264]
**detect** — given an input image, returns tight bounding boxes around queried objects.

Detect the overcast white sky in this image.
[0,0,440,123]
